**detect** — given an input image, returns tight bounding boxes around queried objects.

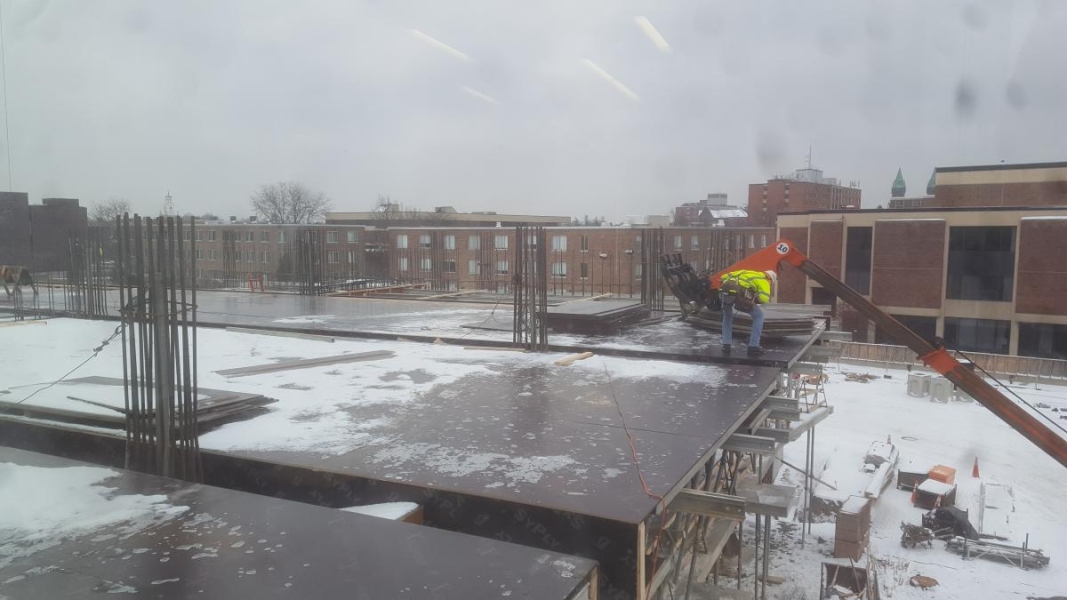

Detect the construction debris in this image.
[909,575,939,589]
[845,373,878,383]
[945,536,1050,569]
[554,351,594,367]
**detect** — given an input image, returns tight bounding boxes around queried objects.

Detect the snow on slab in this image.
[776,362,1067,599]
[339,502,418,520]
[917,478,955,495]
[0,463,187,569]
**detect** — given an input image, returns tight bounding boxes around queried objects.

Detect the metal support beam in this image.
[721,433,777,455]
[760,395,799,411]
[753,427,791,445]
[669,489,746,521]
[768,408,801,421]
[788,405,835,441]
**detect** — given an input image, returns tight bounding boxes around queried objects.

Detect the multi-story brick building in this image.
[187,221,775,298]
[672,194,748,227]
[748,168,862,227]
[777,206,1067,358]
[926,161,1067,208]
[0,193,88,272]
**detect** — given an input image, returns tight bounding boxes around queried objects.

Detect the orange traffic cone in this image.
[972,457,980,478]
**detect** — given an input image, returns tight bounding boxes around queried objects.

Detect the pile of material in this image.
[683,307,818,338]
[545,298,649,335]
[0,376,274,430]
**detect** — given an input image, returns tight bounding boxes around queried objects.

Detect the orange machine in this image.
[664,238,1067,469]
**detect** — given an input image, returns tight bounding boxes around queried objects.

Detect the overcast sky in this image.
[1,0,1064,219]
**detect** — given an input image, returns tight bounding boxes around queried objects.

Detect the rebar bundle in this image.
[513,225,547,351]
[115,214,202,481]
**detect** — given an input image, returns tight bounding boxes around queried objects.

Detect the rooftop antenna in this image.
[806,145,813,169]
[164,190,174,216]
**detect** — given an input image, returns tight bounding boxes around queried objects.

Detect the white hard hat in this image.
[764,270,778,283]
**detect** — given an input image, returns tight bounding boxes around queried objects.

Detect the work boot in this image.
[721,344,731,354]
[747,346,765,357]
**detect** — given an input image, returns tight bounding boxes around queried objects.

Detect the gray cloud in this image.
[0,0,1064,217]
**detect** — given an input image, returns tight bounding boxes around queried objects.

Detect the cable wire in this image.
[956,345,1067,433]
[15,324,122,405]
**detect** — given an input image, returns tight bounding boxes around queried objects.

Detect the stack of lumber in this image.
[834,495,872,560]
[0,376,274,430]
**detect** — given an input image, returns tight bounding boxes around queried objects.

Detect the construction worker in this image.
[720,269,777,356]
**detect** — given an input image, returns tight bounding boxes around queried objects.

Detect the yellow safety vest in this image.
[722,270,771,304]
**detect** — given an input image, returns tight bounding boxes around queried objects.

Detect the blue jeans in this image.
[722,303,764,348]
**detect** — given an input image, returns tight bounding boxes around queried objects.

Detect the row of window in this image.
[875,316,1067,359]
[672,234,768,250]
[396,259,644,279]
[184,230,359,244]
[192,249,359,264]
[843,225,1018,302]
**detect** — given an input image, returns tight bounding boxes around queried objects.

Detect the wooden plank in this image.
[216,350,395,377]
[226,326,335,342]
[753,427,791,444]
[555,352,595,367]
[636,520,646,600]
[418,289,487,300]
[0,320,46,328]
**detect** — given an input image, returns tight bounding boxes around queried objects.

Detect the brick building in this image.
[747,168,862,227]
[187,221,774,297]
[0,192,88,272]
[927,162,1067,208]
[326,207,570,228]
[777,206,1067,358]
[672,194,748,227]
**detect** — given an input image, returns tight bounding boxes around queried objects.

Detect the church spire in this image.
[891,168,907,198]
[926,169,936,195]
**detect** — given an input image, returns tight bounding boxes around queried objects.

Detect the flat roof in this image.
[0,446,596,600]
[778,205,1067,217]
[327,212,571,223]
[936,161,1067,173]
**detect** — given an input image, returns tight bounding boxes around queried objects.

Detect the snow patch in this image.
[0,463,187,569]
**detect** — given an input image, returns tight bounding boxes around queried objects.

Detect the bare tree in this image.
[250,182,332,224]
[90,198,131,222]
[370,194,421,227]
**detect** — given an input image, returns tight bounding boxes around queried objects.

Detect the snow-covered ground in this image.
[739,362,1067,600]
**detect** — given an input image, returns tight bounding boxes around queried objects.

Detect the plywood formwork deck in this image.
[0,447,597,600]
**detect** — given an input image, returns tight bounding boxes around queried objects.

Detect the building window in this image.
[327,231,338,244]
[443,260,457,273]
[196,231,203,241]
[944,317,1011,354]
[443,235,456,250]
[398,257,409,272]
[347,230,359,243]
[760,234,767,247]
[210,231,217,241]
[674,235,683,249]
[876,315,937,345]
[346,251,358,264]
[278,231,287,243]
[495,235,509,250]
[262,252,271,263]
[580,263,589,279]
[245,231,254,242]
[580,235,589,252]
[420,257,432,271]
[209,250,217,260]
[468,259,480,275]
[947,226,1015,302]
[419,234,431,249]
[261,231,270,242]
[328,251,340,264]
[396,234,409,249]
[496,260,509,275]
[196,249,203,259]
[469,235,480,251]
[1019,323,1067,359]
[552,235,567,251]
[634,263,643,280]
[234,250,241,261]
[691,236,699,249]
[183,231,191,241]
[551,262,567,278]
[845,226,873,295]
[748,235,755,249]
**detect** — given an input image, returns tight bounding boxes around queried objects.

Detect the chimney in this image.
[249,215,258,223]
